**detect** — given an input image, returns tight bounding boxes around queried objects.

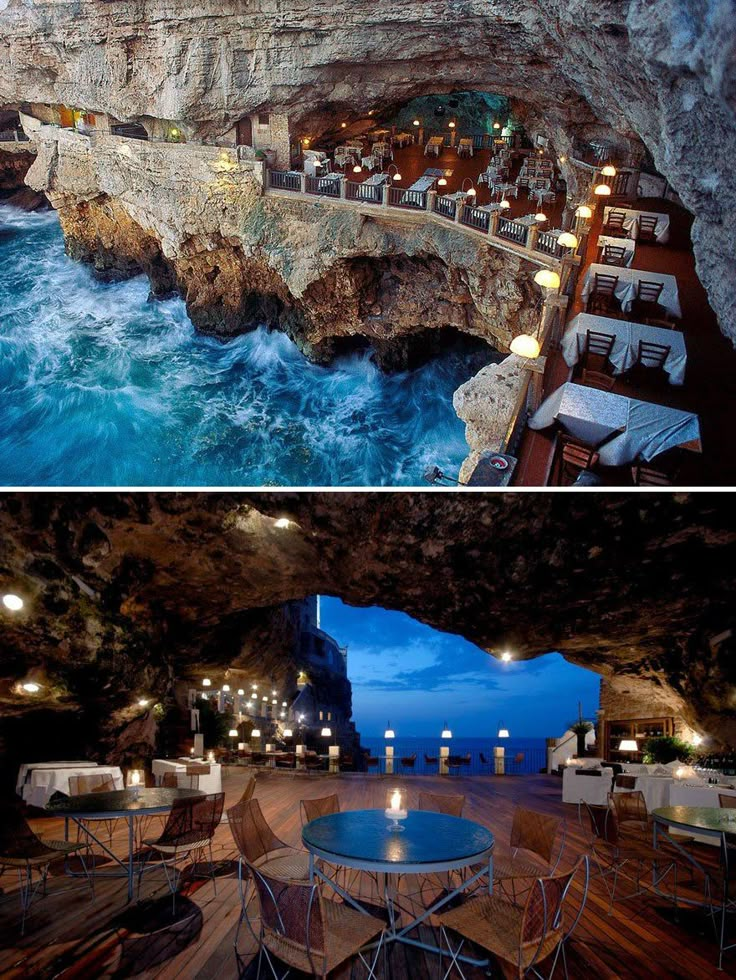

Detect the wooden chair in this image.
[556,436,600,486]
[300,794,339,827]
[630,280,666,322]
[586,272,620,316]
[493,806,565,903]
[583,801,678,914]
[418,792,465,817]
[631,462,674,486]
[577,329,617,391]
[602,209,627,237]
[138,792,224,913]
[437,857,589,980]
[601,244,628,267]
[240,863,386,976]
[629,340,671,385]
[0,804,94,934]
[637,214,660,243]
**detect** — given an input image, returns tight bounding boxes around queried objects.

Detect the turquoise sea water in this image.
[0,207,472,486]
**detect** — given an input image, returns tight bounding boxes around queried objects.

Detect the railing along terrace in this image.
[500,372,536,459]
[433,194,457,220]
[269,169,301,191]
[389,185,427,209]
[535,230,564,259]
[496,216,529,247]
[362,742,548,775]
[305,174,340,196]
[460,204,490,233]
[346,179,382,204]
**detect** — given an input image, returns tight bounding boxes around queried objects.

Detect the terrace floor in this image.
[0,770,732,979]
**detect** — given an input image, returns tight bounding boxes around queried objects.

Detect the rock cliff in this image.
[1,493,735,767]
[0,1,734,341]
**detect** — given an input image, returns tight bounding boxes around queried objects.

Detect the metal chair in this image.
[237,775,257,805]
[493,806,566,904]
[228,798,310,949]
[68,773,119,844]
[242,862,385,979]
[602,209,627,237]
[583,800,678,914]
[138,791,224,913]
[586,273,620,316]
[438,857,589,979]
[0,804,94,934]
[703,827,736,969]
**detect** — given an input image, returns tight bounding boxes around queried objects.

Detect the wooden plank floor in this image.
[0,771,732,979]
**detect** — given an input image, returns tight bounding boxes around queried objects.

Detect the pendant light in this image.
[441,722,452,739]
[498,723,510,738]
[384,721,395,739]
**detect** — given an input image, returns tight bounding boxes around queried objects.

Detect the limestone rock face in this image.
[1,1,734,340]
[1,493,735,756]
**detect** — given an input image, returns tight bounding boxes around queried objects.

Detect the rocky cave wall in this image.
[0,1,734,341]
[1,492,735,784]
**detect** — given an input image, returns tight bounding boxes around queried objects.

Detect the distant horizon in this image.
[319,596,600,740]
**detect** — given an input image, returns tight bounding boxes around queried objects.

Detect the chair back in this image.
[0,804,50,860]
[238,775,257,805]
[161,772,179,788]
[719,794,736,809]
[417,792,465,817]
[514,753,525,765]
[613,774,637,791]
[519,859,585,967]
[157,792,224,847]
[593,273,619,296]
[248,863,325,971]
[69,773,116,795]
[636,280,664,304]
[560,438,599,476]
[400,754,417,767]
[228,798,288,863]
[609,789,648,828]
[605,210,626,230]
[638,215,658,239]
[584,801,619,845]
[632,463,673,486]
[636,340,670,370]
[300,794,340,826]
[602,245,627,266]
[424,754,438,764]
[510,806,561,865]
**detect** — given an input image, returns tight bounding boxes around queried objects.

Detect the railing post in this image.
[299,173,306,194]
[426,189,436,214]
[339,176,346,200]
[489,210,500,238]
[455,201,463,224]
[382,183,389,209]
[527,224,539,252]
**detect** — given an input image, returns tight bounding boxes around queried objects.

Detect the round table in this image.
[46,788,204,900]
[652,805,736,906]
[302,809,494,961]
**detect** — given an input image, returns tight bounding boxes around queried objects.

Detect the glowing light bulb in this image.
[2,594,23,611]
[509,334,541,358]
[594,183,612,196]
[22,682,40,694]
[501,651,513,662]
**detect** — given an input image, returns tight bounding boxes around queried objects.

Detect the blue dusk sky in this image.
[319,596,600,739]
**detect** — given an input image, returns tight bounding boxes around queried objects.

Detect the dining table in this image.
[581,263,682,319]
[424,136,444,157]
[603,206,671,243]
[401,174,436,206]
[561,312,687,385]
[19,762,124,807]
[457,137,474,158]
[302,809,494,964]
[46,787,204,900]
[528,382,702,466]
[596,234,636,267]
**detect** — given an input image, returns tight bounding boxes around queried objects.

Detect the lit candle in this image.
[385,788,407,822]
[130,770,140,787]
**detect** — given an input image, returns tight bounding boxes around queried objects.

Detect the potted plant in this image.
[642,735,693,765]
[569,702,593,758]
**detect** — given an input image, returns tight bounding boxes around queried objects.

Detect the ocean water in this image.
[362,736,548,776]
[0,207,471,486]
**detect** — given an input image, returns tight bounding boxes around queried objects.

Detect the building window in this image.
[258,113,270,127]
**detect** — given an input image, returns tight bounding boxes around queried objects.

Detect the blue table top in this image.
[302,808,494,866]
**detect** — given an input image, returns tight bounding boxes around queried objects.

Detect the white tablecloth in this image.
[529,382,701,465]
[16,761,98,795]
[401,175,435,205]
[581,264,682,319]
[562,767,614,805]
[604,207,671,244]
[561,313,687,385]
[317,174,341,191]
[152,758,222,795]
[23,765,124,807]
[597,234,636,267]
[614,774,673,812]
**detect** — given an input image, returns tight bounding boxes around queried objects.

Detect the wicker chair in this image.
[418,792,465,817]
[238,775,257,805]
[242,863,386,979]
[608,789,650,838]
[438,857,589,980]
[583,800,678,914]
[424,753,439,770]
[228,797,311,948]
[68,774,119,843]
[400,753,417,773]
[493,806,566,903]
[161,771,178,788]
[0,804,93,934]
[138,791,224,913]
[300,794,340,827]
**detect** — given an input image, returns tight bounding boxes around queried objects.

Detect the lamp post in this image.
[384,721,395,775]
[386,163,402,184]
[440,722,452,775]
